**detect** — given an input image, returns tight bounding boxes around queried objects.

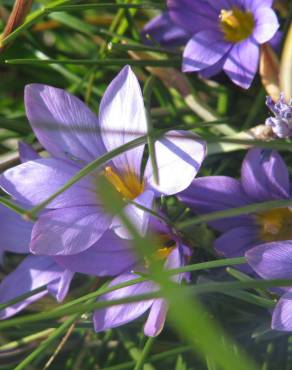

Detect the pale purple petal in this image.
[145,131,206,195]
[178,176,252,231]
[111,190,155,239]
[47,269,74,302]
[144,299,168,336]
[142,12,189,47]
[18,141,40,162]
[252,7,279,44]
[55,230,137,276]
[241,148,290,201]
[164,246,183,270]
[272,292,292,331]
[200,54,228,79]
[244,0,273,12]
[0,158,97,208]
[0,256,63,319]
[215,226,259,259]
[25,84,106,162]
[144,245,189,336]
[164,245,190,283]
[246,241,292,280]
[0,205,31,254]
[149,216,169,235]
[30,206,111,255]
[183,31,231,73]
[99,66,147,176]
[168,0,216,34]
[223,39,259,89]
[93,273,155,332]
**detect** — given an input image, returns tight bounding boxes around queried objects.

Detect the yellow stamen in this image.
[256,208,292,242]
[219,7,254,43]
[104,166,144,200]
[155,247,174,260]
[155,234,175,260]
[144,234,175,267]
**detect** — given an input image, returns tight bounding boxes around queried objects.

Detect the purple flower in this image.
[142,12,190,47]
[178,148,291,271]
[0,202,139,319]
[0,144,137,318]
[0,66,206,256]
[143,0,279,88]
[266,94,292,138]
[246,242,292,331]
[93,219,191,337]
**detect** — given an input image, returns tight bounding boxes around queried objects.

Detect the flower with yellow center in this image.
[220,8,254,43]
[178,0,279,88]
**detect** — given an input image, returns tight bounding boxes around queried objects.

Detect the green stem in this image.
[144,75,159,184]
[0,328,54,351]
[14,315,78,370]
[0,286,47,310]
[101,345,192,370]
[1,277,290,331]
[176,199,292,230]
[134,337,156,370]
[35,257,245,315]
[0,196,28,217]
[55,3,166,11]
[4,58,181,67]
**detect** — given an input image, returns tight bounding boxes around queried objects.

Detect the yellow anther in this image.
[155,247,174,260]
[256,208,292,242]
[104,166,144,200]
[219,7,254,43]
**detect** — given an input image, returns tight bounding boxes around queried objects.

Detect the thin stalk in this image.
[0,197,28,217]
[101,345,192,370]
[0,285,47,310]
[0,328,54,351]
[134,337,156,370]
[144,75,159,184]
[176,199,292,230]
[1,277,291,331]
[54,3,166,11]
[14,315,79,370]
[4,58,181,67]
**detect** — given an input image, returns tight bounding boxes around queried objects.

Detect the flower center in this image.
[219,8,254,43]
[103,166,144,200]
[155,234,176,260]
[144,234,175,267]
[256,208,292,242]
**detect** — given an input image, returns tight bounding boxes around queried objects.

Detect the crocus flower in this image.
[178,148,291,270]
[93,218,191,337]
[0,201,140,319]
[266,94,292,138]
[143,0,279,88]
[0,198,141,319]
[0,66,205,256]
[0,144,137,318]
[246,242,292,331]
